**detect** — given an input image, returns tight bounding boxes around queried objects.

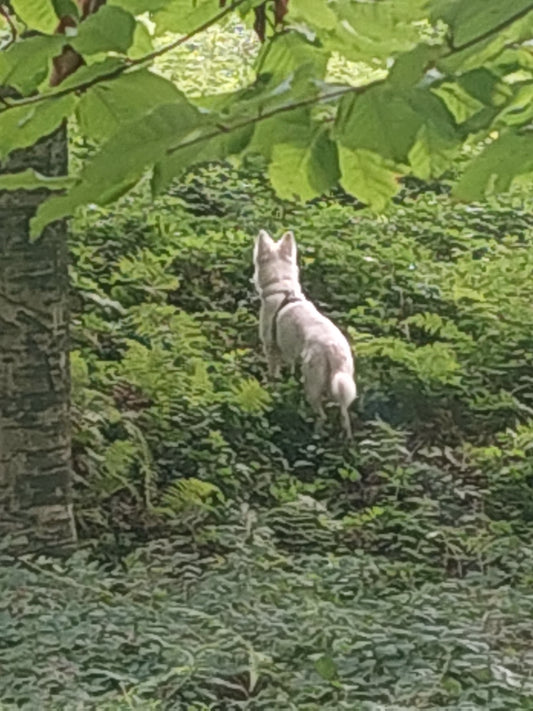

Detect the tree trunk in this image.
[0,122,77,553]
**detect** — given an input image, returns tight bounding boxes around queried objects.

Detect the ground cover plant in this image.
[2,6,533,710]
[2,161,533,709]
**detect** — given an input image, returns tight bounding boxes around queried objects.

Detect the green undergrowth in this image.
[3,162,533,709]
[67,162,533,553]
[1,530,533,709]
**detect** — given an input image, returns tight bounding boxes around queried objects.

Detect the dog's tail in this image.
[331,371,357,438]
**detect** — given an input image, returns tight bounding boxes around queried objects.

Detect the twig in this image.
[165,81,384,159]
[0,0,249,112]
[1,0,530,116]
[0,4,17,48]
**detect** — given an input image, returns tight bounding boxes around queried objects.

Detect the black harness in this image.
[270,290,304,346]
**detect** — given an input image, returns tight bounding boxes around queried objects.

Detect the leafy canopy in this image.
[0,0,531,236]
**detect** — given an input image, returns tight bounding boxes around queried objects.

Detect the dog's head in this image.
[253,230,299,294]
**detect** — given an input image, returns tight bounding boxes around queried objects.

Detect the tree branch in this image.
[2,0,530,115]
[0,4,17,48]
[0,0,249,111]
[165,81,384,158]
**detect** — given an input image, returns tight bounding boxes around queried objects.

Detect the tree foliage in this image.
[0,0,531,236]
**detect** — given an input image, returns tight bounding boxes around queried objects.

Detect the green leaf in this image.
[388,44,444,89]
[433,83,484,124]
[0,95,76,160]
[497,84,533,128]
[436,4,533,74]
[288,0,338,30]
[77,69,183,143]
[453,131,533,201]
[339,146,400,210]
[257,31,329,94]
[128,20,154,59]
[325,0,428,62]
[108,0,171,12]
[408,124,458,179]
[0,169,72,192]
[249,108,312,160]
[71,6,136,55]
[336,87,416,162]
[151,119,257,195]
[457,68,512,107]
[10,0,58,33]
[314,655,339,682]
[268,128,340,202]
[52,0,79,20]
[58,57,126,91]
[0,36,65,95]
[152,0,219,35]
[31,100,203,238]
[151,129,240,196]
[445,0,533,49]
[336,86,457,165]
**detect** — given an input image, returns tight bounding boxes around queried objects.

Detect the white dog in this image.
[253,229,356,437]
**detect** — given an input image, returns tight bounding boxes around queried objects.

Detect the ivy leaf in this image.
[71,6,136,55]
[268,128,340,202]
[31,100,204,238]
[0,36,65,95]
[10,0,58,33]
[453,131,533,201]
[77,69,184,143]
[0,96,76,160]
[339,146,400,210]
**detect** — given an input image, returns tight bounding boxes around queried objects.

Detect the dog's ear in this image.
[254,230,275,261]
[278,231,297,262]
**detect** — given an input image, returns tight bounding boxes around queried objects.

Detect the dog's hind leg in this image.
[340,406,352,439]
[265,345,282,379]
[302,354,327,430]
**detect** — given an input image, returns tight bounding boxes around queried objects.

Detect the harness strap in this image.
[271,290,303,347]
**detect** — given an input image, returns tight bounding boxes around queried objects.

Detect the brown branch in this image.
[0,4,17,48]
[0,0,249,111]
[50,0,107,87]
